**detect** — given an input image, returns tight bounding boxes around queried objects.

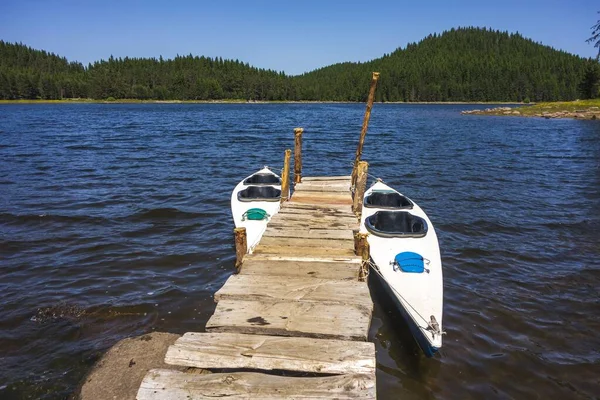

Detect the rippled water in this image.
[1,104,599,399]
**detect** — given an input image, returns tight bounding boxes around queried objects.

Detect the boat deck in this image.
[137,176,376,399]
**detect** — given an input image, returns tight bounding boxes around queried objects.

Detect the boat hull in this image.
[372,266,439,357]
[360,181,443,356]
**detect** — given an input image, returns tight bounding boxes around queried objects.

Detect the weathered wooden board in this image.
[277,206,355,217]
[263,228,354,240]
[138,369,376,399]
[290,196,353,206]
[271,213,357,223]
[240,259,359,280]
[214,275,371,308]
[245,253,362,263]
[302,175,351,181]
[259,236,354,249]
[292,192,354,201]
[270,219,356,229]
[294,184,350,192]
[281,202,353,211]
[205,299,371,341]
[268,222,357,231]
[165,332,375,374]
[252,245,356,257]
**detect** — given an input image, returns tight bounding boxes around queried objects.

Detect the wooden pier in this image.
[137,176,375,399]
[135,73,380,399]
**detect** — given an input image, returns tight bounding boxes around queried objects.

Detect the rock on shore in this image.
[75,332,206,400]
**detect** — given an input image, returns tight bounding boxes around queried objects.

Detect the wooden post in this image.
[355,232,368,257]
[234,227,247,272]
[294,128,303,184]
[351,72,380,187]
[352,161,369,216]
[281,149,291,203]
[359,241,370,282]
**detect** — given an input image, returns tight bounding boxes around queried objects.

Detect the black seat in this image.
[365,211,427,238]
[364,191,413,209]
[237,186,281,202]
[243,173,281,185]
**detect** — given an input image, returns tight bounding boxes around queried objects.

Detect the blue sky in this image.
[1,0,598,75]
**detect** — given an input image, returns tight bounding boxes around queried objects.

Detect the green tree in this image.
[587,12,600,60]
[579,61,600,99]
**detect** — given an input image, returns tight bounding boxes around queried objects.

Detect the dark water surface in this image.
[1,104,599,399]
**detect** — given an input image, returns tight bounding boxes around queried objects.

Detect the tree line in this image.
[1,27,598,102]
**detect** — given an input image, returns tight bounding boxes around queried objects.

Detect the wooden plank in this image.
[271,212,357,222]
[294,185,350,193]
[138,369,376,399]
[263,228,354,240]
[303,175,352,181]
[206,299,371,341]
[165,332,375,374]
[240,259,359,280]
[278,205,355,216]
[292,191,353,199]
[253,245,356,257]
[282,202,352,210]
[214,275,371,308]
[272,212,357,221]
[290,196,353,206]
[245,253,362,263]
[268,222,357,231]
[259,236,354,249]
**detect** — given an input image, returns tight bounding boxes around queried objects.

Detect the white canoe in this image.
[360,180,444,356]
[231,167,284,253]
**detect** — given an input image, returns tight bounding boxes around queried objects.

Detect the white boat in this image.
[231,167,284,253]
[360,180,444,356]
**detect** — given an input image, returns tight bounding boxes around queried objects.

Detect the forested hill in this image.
[0,28,593,102]
[296,28,589,102]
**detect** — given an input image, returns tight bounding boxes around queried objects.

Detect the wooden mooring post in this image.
[359,241,370,282]
[281,149,291,203]
[351,72,380,187]
[352,161,369,216]
[294,128,303,184]
[234,227,247,271]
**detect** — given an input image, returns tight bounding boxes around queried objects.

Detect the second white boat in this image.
[360,180,444,356]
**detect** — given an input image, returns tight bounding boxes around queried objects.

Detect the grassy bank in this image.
[462,99,600,119]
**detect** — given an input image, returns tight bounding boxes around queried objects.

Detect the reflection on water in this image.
[0,104,599,399]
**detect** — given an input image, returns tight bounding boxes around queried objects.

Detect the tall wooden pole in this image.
[294,127,303,184]
[281,149,291,203]
[352,161,369,217]
[352,72,380,187]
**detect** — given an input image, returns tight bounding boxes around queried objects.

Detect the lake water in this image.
[0,103,599,399]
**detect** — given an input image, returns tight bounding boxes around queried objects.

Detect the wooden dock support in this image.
[294,127,303,184]
[352,72,380,187]
[281,149,291,203]
[355,232,368,257]
[234,227,247,271]
[352,161,369,216]
[359,241,370,282]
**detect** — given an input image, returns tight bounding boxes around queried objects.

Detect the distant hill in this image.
[0,28,592,102]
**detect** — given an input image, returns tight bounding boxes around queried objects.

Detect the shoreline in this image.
[461,99,600,120]
[0,98,525,105]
